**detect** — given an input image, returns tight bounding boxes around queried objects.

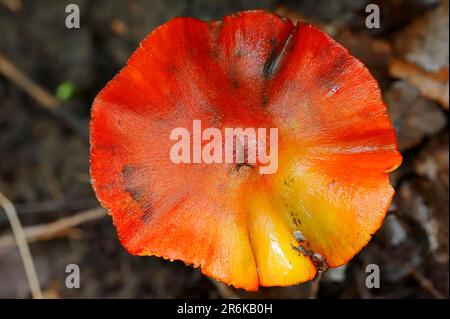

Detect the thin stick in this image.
[0,53,88,139]
[409,267,445,299]
[0,207,106,250]
[0,53,59,110]
[0,192,43,299]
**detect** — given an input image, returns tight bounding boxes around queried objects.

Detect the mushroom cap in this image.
[90,10,402,291]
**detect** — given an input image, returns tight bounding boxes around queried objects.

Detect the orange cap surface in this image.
[90,11,402,291]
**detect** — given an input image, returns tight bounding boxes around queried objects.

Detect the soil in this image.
[0,0,448,298]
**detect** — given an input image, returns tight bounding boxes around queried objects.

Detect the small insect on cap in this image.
[90,10,402,291]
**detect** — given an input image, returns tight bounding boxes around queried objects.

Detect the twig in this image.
[0,53,58,109]
[0,53,88,139]
[0,207,107,250]
[409,267,445,299]
[0,191,43,299]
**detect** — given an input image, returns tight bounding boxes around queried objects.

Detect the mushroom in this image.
[90,10,402,291]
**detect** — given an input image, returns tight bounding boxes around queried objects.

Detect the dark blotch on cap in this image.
[263,38,278,79]
[122,164,153,223]
[122,164,135,179]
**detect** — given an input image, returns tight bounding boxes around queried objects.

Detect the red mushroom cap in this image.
[90,10,402,291]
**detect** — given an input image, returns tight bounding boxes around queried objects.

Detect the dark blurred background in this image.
[0,0,448,298]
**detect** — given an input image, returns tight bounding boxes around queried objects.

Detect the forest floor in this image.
[0,0,448,298]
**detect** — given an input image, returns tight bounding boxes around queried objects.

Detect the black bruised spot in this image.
[122,164,135,179]
[122,164,153,223]
[125,185,145,202]
[263,38,279,78]
[262,30,296,79]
